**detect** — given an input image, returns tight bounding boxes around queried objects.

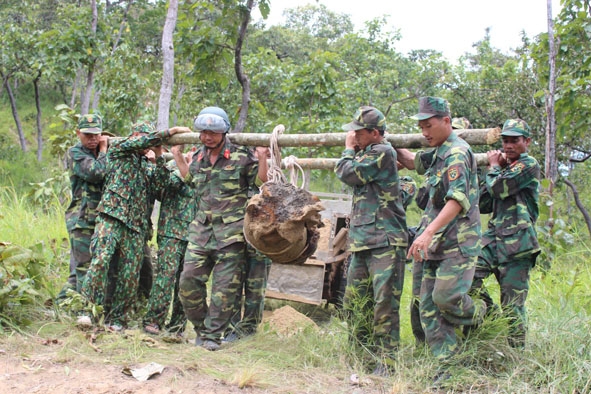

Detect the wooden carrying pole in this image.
[165,127,500,149]
[153,127,500,168]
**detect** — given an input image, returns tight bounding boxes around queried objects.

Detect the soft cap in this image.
[78,114,103,134]
[501,119,530,137]
[411,97,451,120]
[342,106,387,131]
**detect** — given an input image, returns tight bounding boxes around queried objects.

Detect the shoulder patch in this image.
[401,182,416,195]
[511,162,525,174]
[448,166,459,181]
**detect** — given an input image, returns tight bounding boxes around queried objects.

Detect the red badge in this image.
[197,152,203,162]
[224,149,230,159]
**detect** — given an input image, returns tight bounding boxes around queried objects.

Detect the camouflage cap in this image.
[452,117,471,130]
[77,114,103,134]
[501,119,531,137]
[342,106,387,131]
[411,96,451,120]
[130,120,156,136]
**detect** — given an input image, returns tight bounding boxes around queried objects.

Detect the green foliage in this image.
[0,241,45,330]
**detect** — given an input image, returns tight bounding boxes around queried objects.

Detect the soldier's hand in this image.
[255,146,270,159]
[145,149,157,163]
[407,232,431,262]
[487,150,506,168]
[98,135,109,152]
[345,130,357,150]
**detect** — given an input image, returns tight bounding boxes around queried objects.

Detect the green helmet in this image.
[194,106,231,133]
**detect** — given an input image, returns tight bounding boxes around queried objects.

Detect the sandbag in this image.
[244,182,324,264]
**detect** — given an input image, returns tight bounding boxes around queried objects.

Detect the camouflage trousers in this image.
[470,242,536,348]
[143,236,187,331]
[420,255,486,361]
[229,244,271,336]
[343,245,406,355]
[410,259,425,344]
[179,237,245,343]
[81,214,144,326]
[57,228,93,300]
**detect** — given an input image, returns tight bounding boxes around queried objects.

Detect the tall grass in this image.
[1,183,591,392]
[0,186,69,297]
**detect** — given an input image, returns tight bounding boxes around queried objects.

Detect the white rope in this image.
[266,124,306,189]
[267,124,287,184]
[283,155,306,189]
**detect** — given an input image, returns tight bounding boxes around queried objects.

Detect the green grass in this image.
[2,184,591,392]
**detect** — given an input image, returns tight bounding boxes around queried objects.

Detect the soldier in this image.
[225,243,272,342]
[335,106,408,376]
[396,97,485,381]
[468,119,540,348]
[143,145,197,336]
[58,114,108,304]
[81,122,190,331]
[409,116,472,346]
[173,106,268,351]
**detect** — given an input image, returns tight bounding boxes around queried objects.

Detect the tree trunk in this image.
[157,0,178,131]
[70,69,82,109]
[1,71,27,152]
[233,0,254,133]
[34,71,43,162]
[564,178,591,238]
[80,0,98,115]
[545,0,558,226]
[165,128,500,148]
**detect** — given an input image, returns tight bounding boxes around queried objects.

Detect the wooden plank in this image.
[266,261,326,304]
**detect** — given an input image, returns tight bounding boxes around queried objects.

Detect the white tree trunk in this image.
[157,0,178,131]
[545,0,557,183]
[80,0,98,115]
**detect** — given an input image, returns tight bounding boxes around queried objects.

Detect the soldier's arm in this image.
[486,157,540,200]
[69,147,107,183]
[335,148,384,186]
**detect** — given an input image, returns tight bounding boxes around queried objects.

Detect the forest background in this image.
[1,0,591,392]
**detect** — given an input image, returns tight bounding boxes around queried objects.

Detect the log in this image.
[162,127,500,148]
[161,153,490,168]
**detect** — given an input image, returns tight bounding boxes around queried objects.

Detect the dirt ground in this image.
[0,306,388,394]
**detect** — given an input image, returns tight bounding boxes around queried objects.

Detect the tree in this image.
[157,0,179,130]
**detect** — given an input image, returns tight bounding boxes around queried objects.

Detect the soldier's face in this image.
[199,130,224,149]
[502,136,530,162]
[353,128,379,150]
[418,116,451,147]
[77,130,100,150]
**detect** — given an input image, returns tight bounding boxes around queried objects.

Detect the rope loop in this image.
[266,125,306,189]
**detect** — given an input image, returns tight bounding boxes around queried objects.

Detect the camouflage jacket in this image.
[97,131,169,235]
[414,131,481,259]
[65,143,107,232]
[400,175,417,210]
[154,161,197,242]
[184,137,260,249]
[335,140,408,252]
[479,153,540,261]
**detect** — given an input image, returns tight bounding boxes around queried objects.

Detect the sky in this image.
[254,0,562,62]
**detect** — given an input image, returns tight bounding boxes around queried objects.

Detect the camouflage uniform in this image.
[63,141,107,292]
[228,243,271,338]
[410,121,468,345]
[335,106,408,356]
[179,135,260,345]
[81,129,169,327]
[470,119,540,348]
[143,161,196,333]
[409,97,484,361]
[413,133,483,360]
